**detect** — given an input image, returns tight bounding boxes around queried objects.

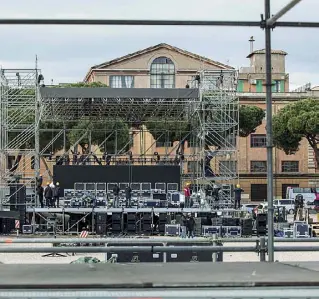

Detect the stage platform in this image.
[26,207,237,214]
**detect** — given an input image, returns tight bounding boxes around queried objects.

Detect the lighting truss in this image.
[40,88,198,122]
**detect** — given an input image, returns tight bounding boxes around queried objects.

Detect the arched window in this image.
[150,57,175,88]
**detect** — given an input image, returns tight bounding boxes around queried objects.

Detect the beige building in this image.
[84,43,233,87]
[83,43,319,201]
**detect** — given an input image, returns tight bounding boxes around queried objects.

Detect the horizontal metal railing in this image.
[0,237,319,262]
[0,246,257,254]
[0,237,318,244]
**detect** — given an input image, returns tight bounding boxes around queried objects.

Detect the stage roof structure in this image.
[40,87,199,122]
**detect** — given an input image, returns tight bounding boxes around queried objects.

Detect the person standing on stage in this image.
[36,184,44,208]
[184,183,191,208]
[53,182,61,208]
[186,214,195,238]
[44,182,53,207]
[125,185,132,208]
[233,184,244,209]
[113,184,120,208]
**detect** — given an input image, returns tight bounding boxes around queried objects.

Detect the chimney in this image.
[249,36,255,53]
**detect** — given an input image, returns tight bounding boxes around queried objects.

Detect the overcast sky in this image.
[0,0,317,90]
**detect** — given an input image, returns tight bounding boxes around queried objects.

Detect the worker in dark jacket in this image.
[234,184,244,209]
[113,184,120,208]
[44,182,53,207]
[186,214,195,238]
[53,182,61,208]
[125,185,132,208]
[36,185,44,208]
[36,175,43,187]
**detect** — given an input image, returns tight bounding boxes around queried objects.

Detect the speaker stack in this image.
[112,213,122,233]
[0,218,15,234]
[194,217,202,236]
[241,218,253,236]
[256,213,267,236]
[96,213,107,235]
[142,213,152,233]
[127,213,137,233]
[9,184,26,231]
[158,213,168,234]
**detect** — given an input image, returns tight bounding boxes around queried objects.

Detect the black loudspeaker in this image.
[96,223,107,235]
[241,218,253,236]
[0,218,15,234]
[96,213,107,224]
[256,213,267,236]
[142,213,152,233]
[96,213,108,235]
[127,213,136,232]
[158,213,168,234]
[9,184,26,211]
[112,213,122,233]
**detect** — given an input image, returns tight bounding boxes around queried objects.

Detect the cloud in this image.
[0,0,318,87]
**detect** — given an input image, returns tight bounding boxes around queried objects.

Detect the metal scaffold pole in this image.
[266,0,302,27]
[34,58,41,179]
[264,0,274,263]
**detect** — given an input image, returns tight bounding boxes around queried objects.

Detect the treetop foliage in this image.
[239,105,265,137]
[273,98,319,158]
[59,82,108,88]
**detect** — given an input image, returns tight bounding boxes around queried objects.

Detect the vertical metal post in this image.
[163,242,167,263]
[212,233,217,262]
[114,127,118,155]
[88,130,92,160]
[34,69,40,179]
[63,122,66,153]
[259,236,266,262]
[265,0,274,262]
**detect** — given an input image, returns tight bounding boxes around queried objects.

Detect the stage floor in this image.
[26,207,237,213]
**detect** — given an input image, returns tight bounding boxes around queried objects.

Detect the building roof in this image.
[84,43,234,81]
[247,49,288,58]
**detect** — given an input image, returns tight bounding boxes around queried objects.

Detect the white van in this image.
[286,187,316,201]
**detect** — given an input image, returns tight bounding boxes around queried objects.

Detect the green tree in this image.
[146,105,265,148]
[145,121,190,144]
[273,98,319,167]
[7,82,110,152]
[239,105,265,137]
[62,82,130,153]
[60,82,108,88]
[67,119,130,154]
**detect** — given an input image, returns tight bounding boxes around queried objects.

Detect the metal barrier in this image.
[0,237,319,243]
[1,236,319,262]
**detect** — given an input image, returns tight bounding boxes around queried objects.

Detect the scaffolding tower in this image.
[0,69,40,202]
[192,70,239,204]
